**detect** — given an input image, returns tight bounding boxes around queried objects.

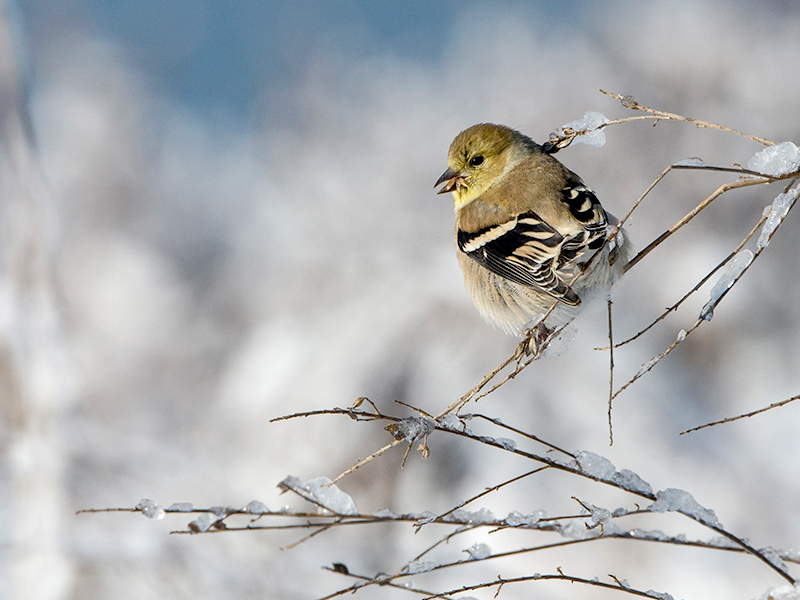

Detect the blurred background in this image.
[1,0,799,598]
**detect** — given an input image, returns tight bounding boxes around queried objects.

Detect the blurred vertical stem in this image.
[0,6,74,600]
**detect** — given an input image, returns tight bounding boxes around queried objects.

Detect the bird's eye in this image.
[469,155,484,167]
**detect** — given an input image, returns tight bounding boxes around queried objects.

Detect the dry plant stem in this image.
[624,176,768,273]
[431,467,548,523]
[681,393,800,435]
[607,299,615,446]
[600,89,776,146]
[613,210,768,348]
[612,188,798,402]
[471,413,574,456]
[319,571,445,600]
[430,571,669,600]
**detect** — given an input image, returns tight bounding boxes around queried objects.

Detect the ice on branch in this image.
[189,512,219,533]
[541,322,578,357]
[647,488,719,527]
[673,157,705,167]
[573,451,654,495]
[465,543,491,560]
[747,141,800,177]
[754,583,800,600]
[167,502,194,512]
[700,249,753,321]
[386,416,436,442]
[278,475,358,515]
[556,111,609,147]
[645,590,675,600]
[136,499,165,520]
[504,510,545,526]
[245,500,269,514]
[758,188,798,249]
[405,560,438,574]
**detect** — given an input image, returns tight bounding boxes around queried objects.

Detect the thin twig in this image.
[610,210,768,348]
[600,89,776,146]
[607,299,615,446]
[681,394,800,435]
[624,176,767,272]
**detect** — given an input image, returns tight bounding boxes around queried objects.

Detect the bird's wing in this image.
[558,178,608,253]
[457,211,581,305]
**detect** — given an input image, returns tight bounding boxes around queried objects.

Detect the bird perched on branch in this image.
[435,123,628,354]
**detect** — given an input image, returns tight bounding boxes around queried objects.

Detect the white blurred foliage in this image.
[5,1,800,599]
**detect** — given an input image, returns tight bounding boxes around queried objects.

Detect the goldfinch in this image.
[435,123,628,350]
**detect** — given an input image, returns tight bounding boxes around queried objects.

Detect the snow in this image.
[556,111,610,147]
[374,508,397,518]
[674,157,705,167]
[758,188,798,249]
[465,542,491,560]
[676,329,686,342]
[747,141,800,176]
[167,502,194,512]
[136,498,165,520]
[700,249,753,321]
[647,488,719,527]
[245,500,269,514]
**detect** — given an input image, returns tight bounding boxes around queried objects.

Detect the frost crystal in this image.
[556,111,609,147]
[465,543,491,560]
[674,157,705,167]
[647,488,718,526]
[676,329,686,342]
[758,188,798,249]
[167,502,194,512]
[700,249,753,321]
[245,500,269,514]
[136,499,165,520]
[747,141,800,177]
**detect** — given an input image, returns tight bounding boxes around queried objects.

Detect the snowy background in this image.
[2,1,799,599]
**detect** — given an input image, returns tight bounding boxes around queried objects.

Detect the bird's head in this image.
[435,123,530,210]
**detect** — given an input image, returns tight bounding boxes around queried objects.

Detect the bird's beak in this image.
[434,167,467,195]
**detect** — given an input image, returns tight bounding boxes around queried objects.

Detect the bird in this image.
[435,123,629,354]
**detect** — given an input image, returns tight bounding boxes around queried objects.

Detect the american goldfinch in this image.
[435,123,628,351]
